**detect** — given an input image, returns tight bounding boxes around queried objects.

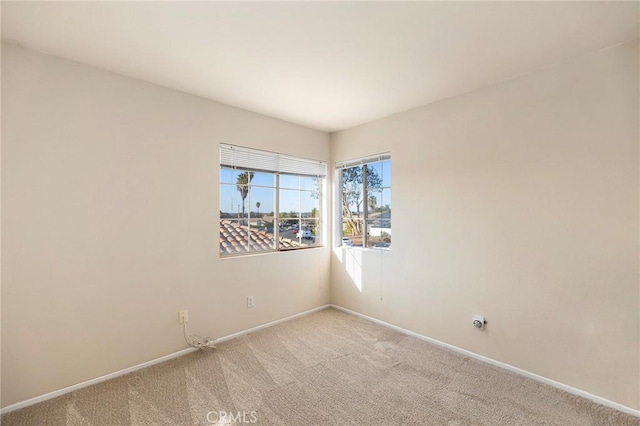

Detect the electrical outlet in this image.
[247,296,255,308]
[179,310,188,324]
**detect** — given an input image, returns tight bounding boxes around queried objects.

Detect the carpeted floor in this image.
[2,307,638,425]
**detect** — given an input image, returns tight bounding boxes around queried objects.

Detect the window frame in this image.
[336,153,391,250]
[219,144,326,258]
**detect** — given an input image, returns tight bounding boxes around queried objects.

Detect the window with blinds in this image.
[219,144,326,257]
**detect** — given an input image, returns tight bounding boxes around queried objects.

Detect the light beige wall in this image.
[331,40,639,410]
[1,43,330,407]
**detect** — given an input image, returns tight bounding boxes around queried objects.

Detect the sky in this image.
[219,159,391,217]
[220,169,318,216]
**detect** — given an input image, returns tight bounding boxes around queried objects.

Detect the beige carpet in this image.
[2,308,637,425]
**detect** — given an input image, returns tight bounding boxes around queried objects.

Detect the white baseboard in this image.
[0,347,198,415]
[213,304,330,344]
[5,303,636,418]
[330,304,640,418]
[0,304,331,415]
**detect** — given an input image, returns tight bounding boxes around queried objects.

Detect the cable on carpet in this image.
[183,322,217,350]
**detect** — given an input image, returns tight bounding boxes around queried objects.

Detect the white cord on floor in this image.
[183,322,217,350]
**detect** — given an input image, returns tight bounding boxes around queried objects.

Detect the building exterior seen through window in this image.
[339,154,391,249]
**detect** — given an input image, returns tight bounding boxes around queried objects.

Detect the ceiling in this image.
[2,2,638,132]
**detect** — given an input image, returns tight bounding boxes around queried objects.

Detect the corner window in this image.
[220,144,326,257]
[337,154,391,249]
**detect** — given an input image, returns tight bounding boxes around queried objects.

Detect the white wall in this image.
[331,41,639,410]
[1,43,331,407]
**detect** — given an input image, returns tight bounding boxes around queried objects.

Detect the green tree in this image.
[256,201,261,216]
[368,195,377,212]
[236,171,254,217]
[342,165,382,236]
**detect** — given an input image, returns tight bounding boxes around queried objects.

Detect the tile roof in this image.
[219,220,302,255]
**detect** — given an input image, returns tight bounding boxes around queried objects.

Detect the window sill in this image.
[338,245,391,252]
[219,245,325,260]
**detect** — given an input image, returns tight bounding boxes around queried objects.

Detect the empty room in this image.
[1,1,638,425]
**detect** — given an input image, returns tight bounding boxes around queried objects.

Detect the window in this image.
[337,154,391,249]
[220,144,326,257]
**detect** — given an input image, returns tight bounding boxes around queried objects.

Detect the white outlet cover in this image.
[472,315,485,329]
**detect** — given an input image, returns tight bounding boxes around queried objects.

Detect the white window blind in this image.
[221,144,327,177]
[335,153,391,169]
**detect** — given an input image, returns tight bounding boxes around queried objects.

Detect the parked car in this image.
[300,230,313,239]
[372,242,391,249]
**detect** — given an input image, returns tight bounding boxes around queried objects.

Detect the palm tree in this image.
[236,171,254,218]
[256,202,261,217]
